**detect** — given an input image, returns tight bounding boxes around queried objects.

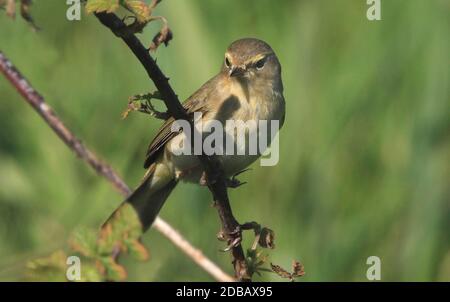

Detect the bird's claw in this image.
[226,168,251,188]
[234,168,252,177]
[226,178,247,188]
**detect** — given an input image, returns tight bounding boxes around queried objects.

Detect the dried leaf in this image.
[292,260,305,277]
[271,260,305,281]
[148,18,172,51]
[121,100,141,119]
[258,227,275,249]
[270,263,292,279]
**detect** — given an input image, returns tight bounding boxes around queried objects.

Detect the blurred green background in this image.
[0,0,449,281]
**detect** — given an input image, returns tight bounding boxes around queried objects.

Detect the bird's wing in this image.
[143,77,217,168]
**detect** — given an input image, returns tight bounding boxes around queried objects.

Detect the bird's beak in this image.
[229,66,245,77]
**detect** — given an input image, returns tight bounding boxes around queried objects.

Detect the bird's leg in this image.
[226,168,251,188]
[121,92,169,120]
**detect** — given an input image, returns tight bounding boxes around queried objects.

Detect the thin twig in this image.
[0,50,234,282]
[94,12,251,281]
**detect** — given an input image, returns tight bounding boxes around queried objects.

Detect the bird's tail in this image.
[103,163,177,231]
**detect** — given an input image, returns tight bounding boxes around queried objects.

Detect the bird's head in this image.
[222,38,281,86]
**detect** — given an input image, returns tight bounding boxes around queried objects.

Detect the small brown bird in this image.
[107,38,285,230]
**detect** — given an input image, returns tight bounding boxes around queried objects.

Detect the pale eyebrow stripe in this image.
[245,52,273,65]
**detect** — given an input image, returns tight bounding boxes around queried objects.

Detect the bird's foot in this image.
[226,168,251,188]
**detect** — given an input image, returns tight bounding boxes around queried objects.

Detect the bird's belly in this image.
[167,112,280,183]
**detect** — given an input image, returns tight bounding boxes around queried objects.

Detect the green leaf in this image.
[78,261,104,282]
[97,203,144,255]
[292,260,305,278]
[25,250,68,281]
[86,0,119,14]
[125,238,150,261]
[270,262,292,280]
[246,248,269,277]
[98,256,127,281]
[68,227,98,258]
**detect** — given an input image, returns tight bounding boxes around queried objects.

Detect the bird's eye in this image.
[255,58,266,70]
[225,57,231,68]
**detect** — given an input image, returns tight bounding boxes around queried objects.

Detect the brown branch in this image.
[0,50,234,282]
[94,12,251,281]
